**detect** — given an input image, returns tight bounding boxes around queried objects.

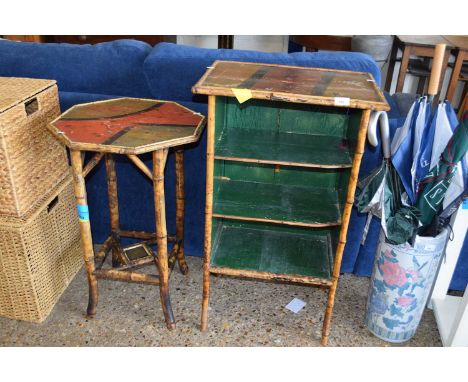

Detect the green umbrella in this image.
[355,111,420,245]
[356,159,420,245]
[416,113,468,229]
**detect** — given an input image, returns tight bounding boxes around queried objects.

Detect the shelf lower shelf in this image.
[210,220,334,285]
[213,179,342,227]
[215,128,353,168]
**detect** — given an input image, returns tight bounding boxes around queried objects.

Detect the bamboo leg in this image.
[127,154,153,181]
[153,148,175,329]
[95,235,115,270]
[94,269,160,285]
[70,150,98,317]
[105,154,125,267]
[175,149,188,275]
[168,242,180,271]
[120,230,176,242]
[83,152,104,177]
[321,110,371,346]
[201,95,216,332]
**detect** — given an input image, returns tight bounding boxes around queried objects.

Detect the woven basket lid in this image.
[0,76,56,114]
[0,173,71,228]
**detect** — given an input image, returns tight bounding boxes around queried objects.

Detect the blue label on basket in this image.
[463,199,468,210]
[77,204,89,221]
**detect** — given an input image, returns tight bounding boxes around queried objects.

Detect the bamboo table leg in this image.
[321,109,371,346]
[70,150,98,317]
[105,153,125,267]
[175,149,189,274]
[201,95,216,331]
[153,148,176,329]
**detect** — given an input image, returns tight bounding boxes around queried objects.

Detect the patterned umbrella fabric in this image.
[416,112,468,229]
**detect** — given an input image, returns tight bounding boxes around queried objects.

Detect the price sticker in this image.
[232,88,252,104]
[334,97,350,107]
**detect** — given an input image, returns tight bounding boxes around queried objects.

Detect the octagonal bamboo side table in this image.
[48,97,205,328]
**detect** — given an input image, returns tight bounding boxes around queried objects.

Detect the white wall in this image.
[176,35,288,52]
[233,35,289,52]
[176,35,218,49]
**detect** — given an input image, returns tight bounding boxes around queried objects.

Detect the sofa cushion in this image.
[58,91,124,113]
[0,39,153,97]
[143,42,382,102]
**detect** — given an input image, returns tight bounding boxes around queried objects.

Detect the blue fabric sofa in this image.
[1,38,466,291]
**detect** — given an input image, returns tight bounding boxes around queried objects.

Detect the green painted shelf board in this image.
[213,179,342,226]
[215,128,353,168]
[210,220,333,280]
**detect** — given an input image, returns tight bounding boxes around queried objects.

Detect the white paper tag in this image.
[285,298,306,313]
[334,97,350,106]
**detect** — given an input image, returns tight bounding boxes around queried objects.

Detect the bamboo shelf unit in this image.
[192,61,389,345]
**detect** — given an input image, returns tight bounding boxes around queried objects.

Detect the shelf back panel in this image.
[220,97,351,137]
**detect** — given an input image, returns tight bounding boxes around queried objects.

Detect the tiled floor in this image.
[0,256,441,346]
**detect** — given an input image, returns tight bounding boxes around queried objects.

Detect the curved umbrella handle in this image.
[367,111,391,159]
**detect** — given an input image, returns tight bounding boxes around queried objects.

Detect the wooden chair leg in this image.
[416,76,426,95]
[384,38,399,92]
[175,149,189,275]
[153,149,175,330]
[396,46,411,93]
[70,150,98,317]
[458,85,467,120]
[447,51,465,103]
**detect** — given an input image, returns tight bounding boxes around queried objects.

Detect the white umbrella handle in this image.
[368,111,391,159]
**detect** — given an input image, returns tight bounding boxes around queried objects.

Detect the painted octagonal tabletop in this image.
[49,98,206,154]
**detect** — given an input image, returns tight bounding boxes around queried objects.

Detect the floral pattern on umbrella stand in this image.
[366,229,448,343]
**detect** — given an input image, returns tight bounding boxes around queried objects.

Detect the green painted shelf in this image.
[213,179,342,226]
[215,128,353,168]
[210,220,333,281]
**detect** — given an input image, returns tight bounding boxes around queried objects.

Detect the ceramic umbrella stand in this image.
[366,229,448,343]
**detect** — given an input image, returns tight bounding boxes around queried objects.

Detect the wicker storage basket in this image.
[0,174,83,322]
[0,77,69,217]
